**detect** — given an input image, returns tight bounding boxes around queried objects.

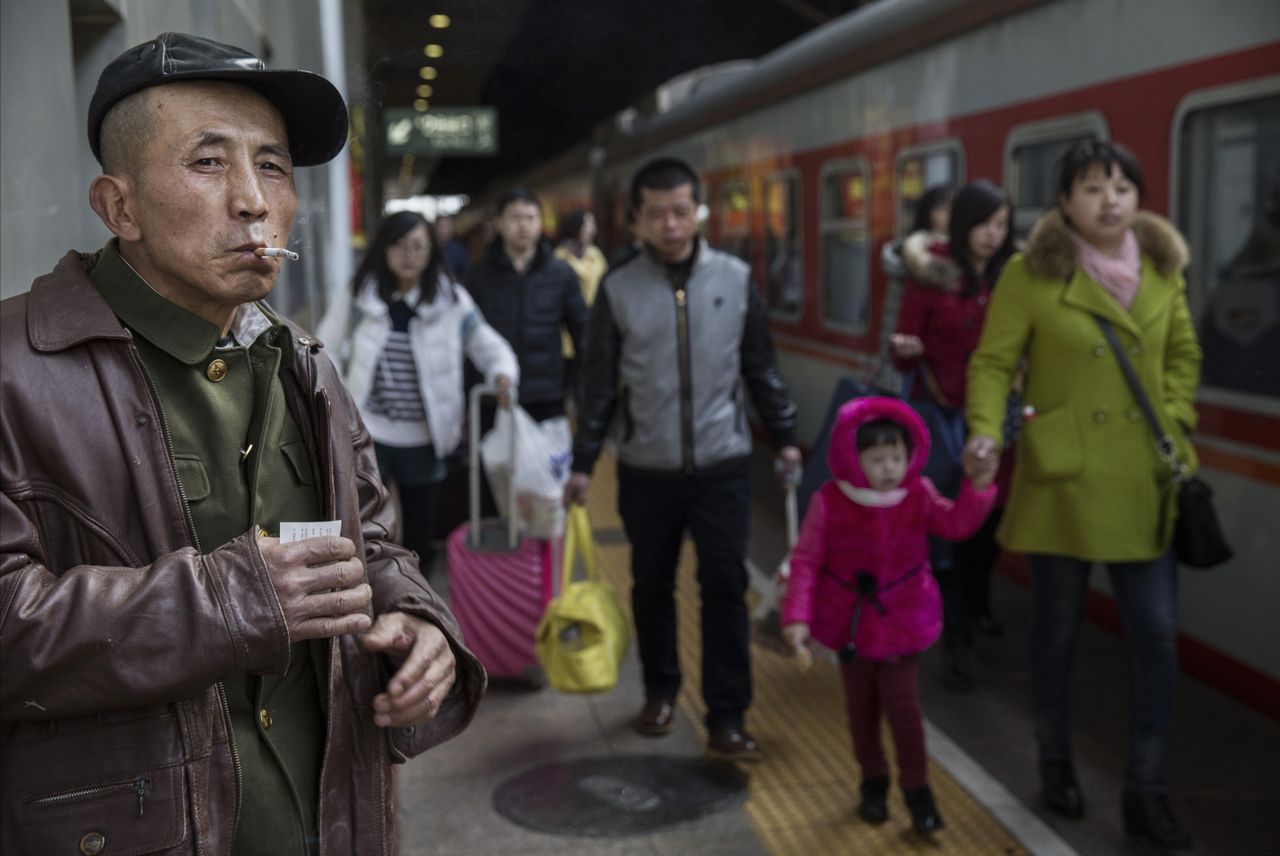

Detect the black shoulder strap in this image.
[1093,315,1185,478]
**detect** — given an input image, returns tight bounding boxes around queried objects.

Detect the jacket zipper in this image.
[30,774,152,817]
[293,341,338,854]
[215,682,244,843]
[674,288,695,473]
[129,340,241,843]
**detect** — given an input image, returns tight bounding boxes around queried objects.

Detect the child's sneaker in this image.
[856,777,889,824]
[904,785,945,835]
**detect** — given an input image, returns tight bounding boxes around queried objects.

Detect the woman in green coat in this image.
[964,140,1201,851]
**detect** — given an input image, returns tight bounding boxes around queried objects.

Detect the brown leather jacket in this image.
[0,251,486,855]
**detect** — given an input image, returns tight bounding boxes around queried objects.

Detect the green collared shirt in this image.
[91,241,324,856]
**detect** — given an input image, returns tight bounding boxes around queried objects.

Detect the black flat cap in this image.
[88,32,348,167]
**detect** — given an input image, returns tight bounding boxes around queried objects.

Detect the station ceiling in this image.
[362,0,873,198]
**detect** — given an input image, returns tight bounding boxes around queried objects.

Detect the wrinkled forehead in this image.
[147,80,289,149]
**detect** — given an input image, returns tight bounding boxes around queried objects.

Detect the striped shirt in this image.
[365,298,427,423]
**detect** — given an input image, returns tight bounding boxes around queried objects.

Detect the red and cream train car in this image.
[522,0,1280,714]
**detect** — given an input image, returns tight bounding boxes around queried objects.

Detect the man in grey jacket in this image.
[566,157,800,761]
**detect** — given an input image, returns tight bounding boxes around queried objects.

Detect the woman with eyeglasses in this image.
[317,211,517,568]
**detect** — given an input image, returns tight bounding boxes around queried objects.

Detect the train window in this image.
[895,142,963,235]
[718,179,752,262]
[1176,87,1280,401]
[764,171,802,319]
[1004,112,1109,236]
[820,160,871,333]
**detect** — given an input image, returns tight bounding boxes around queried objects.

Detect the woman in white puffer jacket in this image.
[317,211,518,567]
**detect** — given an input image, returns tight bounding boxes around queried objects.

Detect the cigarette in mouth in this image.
[254,247,299,261]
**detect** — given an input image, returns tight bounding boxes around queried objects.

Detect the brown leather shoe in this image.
[705,726,762,763]
[633,699,677,736]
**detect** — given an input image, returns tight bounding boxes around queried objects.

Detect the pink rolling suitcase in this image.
[446,385,555,683]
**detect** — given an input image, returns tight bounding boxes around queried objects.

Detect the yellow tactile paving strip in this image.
[583,455,1029,855]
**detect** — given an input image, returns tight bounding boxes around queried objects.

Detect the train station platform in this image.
[402,448,1279,855]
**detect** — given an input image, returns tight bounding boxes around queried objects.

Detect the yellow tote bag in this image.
[535,506,631,693]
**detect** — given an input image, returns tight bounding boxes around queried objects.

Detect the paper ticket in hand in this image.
[279,520,342,543]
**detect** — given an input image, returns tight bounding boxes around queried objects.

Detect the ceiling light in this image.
[419,66,437,80]
[414,99,429,111]
[429,14,451,28]
[424,44,444,58]
[416,84,433,98]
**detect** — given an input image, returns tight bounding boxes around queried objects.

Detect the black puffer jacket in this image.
[467,238,587,405]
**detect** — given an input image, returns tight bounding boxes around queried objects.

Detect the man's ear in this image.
[89,174,141,242]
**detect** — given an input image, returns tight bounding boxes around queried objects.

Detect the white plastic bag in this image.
[481,406,573,538]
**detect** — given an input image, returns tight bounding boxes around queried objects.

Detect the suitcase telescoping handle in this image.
[784,483,798,550]
[468,383,520,551]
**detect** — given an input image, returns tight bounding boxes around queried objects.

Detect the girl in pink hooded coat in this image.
[782,397,995,834]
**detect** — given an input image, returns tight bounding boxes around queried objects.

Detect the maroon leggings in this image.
[839,654,928,790]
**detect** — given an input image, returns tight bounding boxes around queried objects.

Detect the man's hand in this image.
[495,374,514,408]
[258,536,372,641]
[775,446,802,488]
[564,472,590,507]
[963,435,999,491]
[889,333,924,359]
[360,612,457,727]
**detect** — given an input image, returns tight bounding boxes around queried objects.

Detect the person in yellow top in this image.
[555,209,608,404]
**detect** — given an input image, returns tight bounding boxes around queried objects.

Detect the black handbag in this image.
[1095,317,1233,569]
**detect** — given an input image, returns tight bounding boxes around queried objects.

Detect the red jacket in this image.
[780,397,995,659]
[892,236,990,408]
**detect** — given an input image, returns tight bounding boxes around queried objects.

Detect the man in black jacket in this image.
[566,158,801,762]
[467,189,588,422]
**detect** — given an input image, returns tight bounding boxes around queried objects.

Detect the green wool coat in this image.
[967,210,1202,563]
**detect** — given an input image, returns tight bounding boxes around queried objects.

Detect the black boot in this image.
[904,785,944,835]
[856,776,889,824]
[1123,791,1192,850]
[1039,760,1085,819]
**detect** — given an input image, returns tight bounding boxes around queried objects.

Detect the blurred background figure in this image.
[890,180,1016,693]
[435,213,470,281]
[469,189,588,426]
[317,211,517,568]
[965,140,1202,849]
[555,208,608,409]
[881,184,954,282]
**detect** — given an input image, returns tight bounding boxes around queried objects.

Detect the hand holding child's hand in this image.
[964,435,999,491]
[782,622,812,670]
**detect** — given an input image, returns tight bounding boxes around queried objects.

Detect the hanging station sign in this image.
[383,107,499,156]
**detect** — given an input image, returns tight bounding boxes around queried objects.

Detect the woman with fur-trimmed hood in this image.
[964,140,1201,850]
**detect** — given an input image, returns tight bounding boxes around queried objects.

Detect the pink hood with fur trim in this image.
[828,396,931,489]
[783,396,995,659]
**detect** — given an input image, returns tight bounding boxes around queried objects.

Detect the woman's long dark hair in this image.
[909,184,953,235]
[351,210,453,306]
[948,180,1016,296]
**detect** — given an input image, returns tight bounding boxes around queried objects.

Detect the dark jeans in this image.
[941,507,1005,646]
[374,442,445,569]
[617,460,752,731]
[1027,551,1180,792]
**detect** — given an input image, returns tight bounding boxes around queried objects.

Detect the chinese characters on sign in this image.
[384,107,499,156]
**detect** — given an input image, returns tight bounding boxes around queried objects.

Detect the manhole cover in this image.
[492,754,747,837]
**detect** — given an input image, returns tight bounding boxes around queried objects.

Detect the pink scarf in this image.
[1074,229,1141,310]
